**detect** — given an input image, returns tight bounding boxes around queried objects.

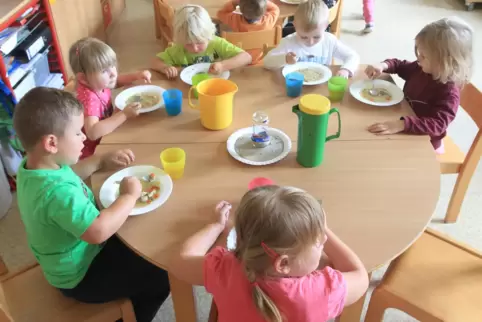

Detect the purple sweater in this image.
[384,59,460,150]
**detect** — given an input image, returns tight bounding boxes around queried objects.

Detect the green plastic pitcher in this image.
[292,94,341,168]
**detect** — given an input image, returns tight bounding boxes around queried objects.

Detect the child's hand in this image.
[336,69,350,78]
[367,120,405,135]
[123,103,141,118]
[365,63,386,79]
[162,66,178,79]
[102,149,135,169]
[286,52,297,65]
[119,176,142,199]
[137,70,152,83]
[208,62,224,75]
[215,201,232,228]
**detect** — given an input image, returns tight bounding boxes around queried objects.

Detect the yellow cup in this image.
[160,148,186,179]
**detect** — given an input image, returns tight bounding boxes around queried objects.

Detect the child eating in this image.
[151,5,252,79]
[264,0,359,78]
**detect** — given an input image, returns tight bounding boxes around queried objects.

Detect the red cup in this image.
[248,177,274,190]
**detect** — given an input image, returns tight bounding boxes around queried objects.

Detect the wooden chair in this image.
[436,83,482,223]
[328,0,344,39]
[365,228,482,321]
[0,255,7,277]
[0,262,136,322]
[153,0,175,48]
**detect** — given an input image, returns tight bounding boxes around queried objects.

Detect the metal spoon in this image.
[368,79,380,96]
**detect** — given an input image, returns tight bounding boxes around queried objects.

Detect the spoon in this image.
[368,79,380,96]
[114,174,154,185]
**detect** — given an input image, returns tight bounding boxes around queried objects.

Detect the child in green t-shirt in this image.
[13,87,170,322]
[151,4,252,79]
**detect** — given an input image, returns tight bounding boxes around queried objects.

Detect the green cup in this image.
[192,73,211,99]
[328,76,348,102]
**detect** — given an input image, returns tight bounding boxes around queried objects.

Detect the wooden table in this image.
[92,66,441,322]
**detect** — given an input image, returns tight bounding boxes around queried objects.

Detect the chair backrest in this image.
[328,0,343,38]
[221,26,282,53]
[460,83,482,159]
[154,0,175,47]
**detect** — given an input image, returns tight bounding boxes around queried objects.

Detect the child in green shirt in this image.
[13,88,170,322]
[151,4,252,79]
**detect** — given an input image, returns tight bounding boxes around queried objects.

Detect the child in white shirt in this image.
[264,0,359,78]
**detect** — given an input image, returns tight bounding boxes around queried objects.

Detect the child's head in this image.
[415,17,473,86]
[13,87,86,165]
[69,37,118,91]
[293,0,329,47]
[174,5,217,54]
[239,0,267,23]
[234,185,326,322]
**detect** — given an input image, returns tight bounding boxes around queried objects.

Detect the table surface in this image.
[0,0,31,26]
[105,66,421,145]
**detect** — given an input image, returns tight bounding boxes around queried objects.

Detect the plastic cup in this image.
[285,72,304,98]
[248,177,275,190]
[192,73,211,99]
[162,89,183,116]
[160,148,186,179]
[328,76,348,102]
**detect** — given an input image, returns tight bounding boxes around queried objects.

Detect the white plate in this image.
[282,62,332,86]
[349,79,404,107]
[115,85,165,113]
[227,127,292,166]
[227,228,237,250]
[180,63,230,85]
[99,165,173,216]
[280,0,301,4]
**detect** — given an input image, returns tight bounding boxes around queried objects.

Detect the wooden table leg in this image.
[335,273,371,322]
[168,273,197,322]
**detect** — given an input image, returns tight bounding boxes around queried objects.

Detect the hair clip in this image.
[261,241,279,259]
[252,281,259,287]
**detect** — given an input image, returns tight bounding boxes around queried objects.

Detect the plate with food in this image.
[349,79,404,107]
[280,0,302,4]
[99,165,173,216]
[180,63,230,85]
[282,62,332,86]
[115,85,165,113]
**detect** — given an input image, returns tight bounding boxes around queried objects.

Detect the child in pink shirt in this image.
[69,37,151,159]
[171,185,369,322]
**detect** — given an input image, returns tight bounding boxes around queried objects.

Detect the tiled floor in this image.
[1,0,481,321]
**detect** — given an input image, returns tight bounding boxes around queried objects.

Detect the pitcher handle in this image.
[326,108,341,141]
[188,86,199,110]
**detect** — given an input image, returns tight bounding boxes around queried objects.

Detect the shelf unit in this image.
[0,0,68,100]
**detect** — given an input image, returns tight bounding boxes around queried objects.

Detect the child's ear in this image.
[273,255,291,275]
[41,134,59,154]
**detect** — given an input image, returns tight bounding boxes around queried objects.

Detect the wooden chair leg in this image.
[444,170,472,223]
[208,300,218,322]
[335,272,371,322]
[168,273,197,322]
[364,288,388,322]
[120,299,136,322]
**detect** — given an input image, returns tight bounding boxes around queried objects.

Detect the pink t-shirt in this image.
[76,82,113,159]
[204,247,347,322]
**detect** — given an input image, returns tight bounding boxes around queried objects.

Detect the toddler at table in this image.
[365,17,474,154]
[69,37,152,159]
[13,87,171,322]
[171,185,369,322]
[264,0,359,78]
[217,0,280,64]
[151,5,252,79]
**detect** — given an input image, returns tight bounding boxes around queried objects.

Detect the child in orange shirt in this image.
[217,0,280,64]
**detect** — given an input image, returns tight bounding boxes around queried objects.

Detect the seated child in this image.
[264,0,359,78]
[282,0,337,37]
[151,4,252,79]
[69,37,152,159]
[217,0,280,64]
[170,186,369,322]
[365,17,473,154]
[13,87,170,322]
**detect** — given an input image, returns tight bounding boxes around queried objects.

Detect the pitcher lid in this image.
[299,94,331,115]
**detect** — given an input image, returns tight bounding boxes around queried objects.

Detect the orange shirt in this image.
[217,1,280,64]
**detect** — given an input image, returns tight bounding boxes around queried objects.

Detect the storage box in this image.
[31,49,50,86]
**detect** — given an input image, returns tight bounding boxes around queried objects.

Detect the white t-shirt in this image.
[264,32,360,74]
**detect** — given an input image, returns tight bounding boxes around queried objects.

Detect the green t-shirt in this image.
[16,159,102,289]
[157,36,244,67]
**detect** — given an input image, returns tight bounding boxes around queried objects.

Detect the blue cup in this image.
[163,89,183,116]
[285,72,304,98]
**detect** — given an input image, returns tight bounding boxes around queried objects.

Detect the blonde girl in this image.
[69,37,151,159]
[171,186,369,322]
[151,5,252,79]
[366,17,473,154]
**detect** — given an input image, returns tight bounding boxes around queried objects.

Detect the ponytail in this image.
[246,268,283,322]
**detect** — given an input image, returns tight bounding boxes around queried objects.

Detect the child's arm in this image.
[260,2,280,27]
[84,106,139,141]
[116,70,151,87]
[72,149,135,180]
[217,0,242,29]
[323,228,369,307]
[169,201,232,285]
[263,37,295,69]
[366,59,418,81]
[150,54,181,80]
[332,38,360,77]
[210,51,252,74]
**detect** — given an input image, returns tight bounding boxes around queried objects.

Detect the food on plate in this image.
[136,173,161,207]
[126,92,160,109]
[297,68,323,82]
[360,88,393,102]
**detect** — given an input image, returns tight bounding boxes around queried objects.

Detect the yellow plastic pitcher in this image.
[188,78,238,130]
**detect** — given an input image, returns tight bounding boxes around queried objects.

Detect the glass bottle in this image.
[251,111,270,148]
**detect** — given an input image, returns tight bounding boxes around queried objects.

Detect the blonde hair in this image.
[415,17,473,86]
[240,0,267,21]
[173,5,216,45]
[233,185,326,322]
[68,37,117,75]
[294,0,329,32]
